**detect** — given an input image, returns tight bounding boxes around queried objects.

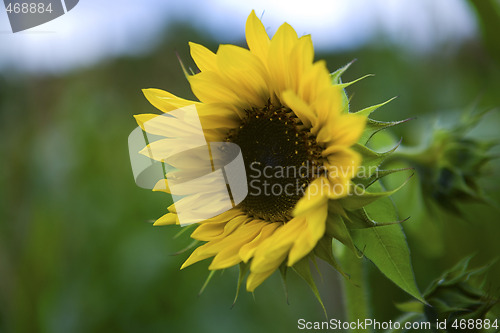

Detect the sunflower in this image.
[135,11,368,293]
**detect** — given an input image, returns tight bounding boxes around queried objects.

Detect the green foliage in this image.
[390,256,499,332]
[387,108,499,218]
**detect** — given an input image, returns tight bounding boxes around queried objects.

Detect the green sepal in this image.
[355,168,412,189]
[339,174,412,211]
[325,213,359,256]
[337,74,374,90]
[174,223,197,239]
[279,264,290,304]
[198,270,216,296]
[170,239,200,256]
[232,262,250,307]
[330,60,355,85]
[352,142,401,180]
[345,207,409,229]
[313,235,348,277]
[356,96,397,118]
[293,256,327,318]
[359,117,412,145]
[330,61,355,113]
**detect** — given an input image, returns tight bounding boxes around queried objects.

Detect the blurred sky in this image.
[0,0,478,73]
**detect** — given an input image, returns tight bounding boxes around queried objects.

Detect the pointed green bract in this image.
[314,236,347,277]
[171,239,200,255]
[293,257,327,317]
[330,60,355,84]
[352,142,401,181]
[359,118,411,145]
[199,270,216,296]
[279,264,290,304]
[325,213,359,256]
[356,97,398,118]
[337,74,374,89]
[339,175,411,211]
[233,262,250,306]
[330,62,354,113]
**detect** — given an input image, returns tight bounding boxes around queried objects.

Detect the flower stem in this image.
[339,248,373,333]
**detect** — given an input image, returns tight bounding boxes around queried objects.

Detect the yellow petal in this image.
[287,201,327,266]
[313,86,343,141]
[134,113,201,139]
[293,177,329,216]
[181,243,216,269]
[324,147,361,181]
[222,215,249,236]
[250,217,304,273]
[190,221,227,241]
[183,218,256,269]
[326,176,351,199]
[289,35,314,90]
[197,103,243,127]
[245,10,270,65]
[216,44,270,107]
[199,208,245,225]
[208,222,266,270]
[191,210,246,241]
[153,213,179,226]
[246,269,275,292]
[281,90,316,128]
[267,22,299,96]
[142,88,199,113]
[188,71,244,107]
[189,42,218,72]
[298,60,331,105]
[327,113,366,147]
[239,222,280,262]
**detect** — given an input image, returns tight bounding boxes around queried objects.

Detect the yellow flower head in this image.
[136,11,367,292]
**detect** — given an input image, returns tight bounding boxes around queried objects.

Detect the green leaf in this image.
[293,257,327,317]
[350,224,425,303]
[348,179,424,302]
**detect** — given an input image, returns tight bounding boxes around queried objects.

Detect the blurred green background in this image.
[1,1,499,332]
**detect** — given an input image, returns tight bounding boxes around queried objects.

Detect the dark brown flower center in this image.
[227,103,322,222]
